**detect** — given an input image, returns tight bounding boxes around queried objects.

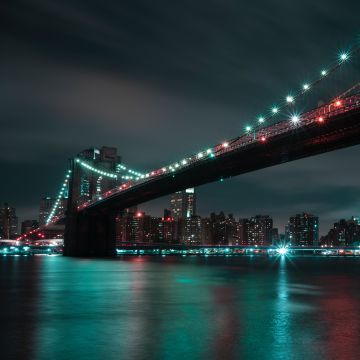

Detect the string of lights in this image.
[46,169,72,224]
[75,159,118,178]
[75,159,145,180]
[161,43,360,174]
[243,46,360,133]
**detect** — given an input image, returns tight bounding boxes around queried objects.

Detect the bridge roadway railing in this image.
[78,94,360,211]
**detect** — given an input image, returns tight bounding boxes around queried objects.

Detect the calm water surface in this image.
[1,256,359,360]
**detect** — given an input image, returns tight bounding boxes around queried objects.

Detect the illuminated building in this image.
[182,215,202,244]
[320,217,360,246]
[159,216,177,243]
[0,203,18,239]
[115,211,150,243]
[287,213,319,246]
[170,188,196,219]
[203,212,239,245]
[240,215,273,246]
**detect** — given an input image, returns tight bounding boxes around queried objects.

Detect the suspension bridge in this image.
[17,42,360,256]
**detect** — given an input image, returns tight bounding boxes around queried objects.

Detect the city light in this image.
[277,247,288,256]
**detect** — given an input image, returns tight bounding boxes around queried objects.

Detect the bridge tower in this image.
[64,147,121,257]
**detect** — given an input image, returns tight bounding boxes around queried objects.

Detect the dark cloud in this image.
[1,0,360,234]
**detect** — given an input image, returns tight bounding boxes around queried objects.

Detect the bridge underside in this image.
[64,109,360,256]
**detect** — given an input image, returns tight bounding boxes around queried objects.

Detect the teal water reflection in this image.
[1,256,360,360]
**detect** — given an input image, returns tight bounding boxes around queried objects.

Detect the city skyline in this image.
[2,2,360,359]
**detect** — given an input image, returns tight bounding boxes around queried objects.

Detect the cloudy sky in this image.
[1,0,360,234]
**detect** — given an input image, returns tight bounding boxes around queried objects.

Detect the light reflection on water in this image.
[0,256,360,360]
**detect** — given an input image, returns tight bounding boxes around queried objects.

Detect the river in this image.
[1,255,359,360]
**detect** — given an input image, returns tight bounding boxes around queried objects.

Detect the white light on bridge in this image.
[222,142,229,148]
[291,115,300,123]
[321,69,327,76]
[340,52,349,61]
[258,116,265,123]
[286,95,294,103]
[245,126,252,132]
[271,107,278,114]
[303,83,310,91]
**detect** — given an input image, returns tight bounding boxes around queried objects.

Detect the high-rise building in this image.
[203,212,239,245]
[201,217,212,244]
[0,203,18,239]
[117,211,150,243]
[170,188,196,219]
[320,217,360,246]
[159,216,177,243]
[240,215,273,246]
[39,197,67,226]
[182,215,202,244]
[287,213,319,246]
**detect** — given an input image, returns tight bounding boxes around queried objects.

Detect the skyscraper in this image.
[170,188,196,219]
[182,215,202,244]
[0,203,18,239]
[287,213,319,246]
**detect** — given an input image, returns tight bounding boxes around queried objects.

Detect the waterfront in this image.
[1,256,360,360]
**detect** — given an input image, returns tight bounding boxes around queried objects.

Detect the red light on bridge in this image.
[136,212,143,217]
[335,100,342,107]
[317,117,324,123]
[260,136,266,142]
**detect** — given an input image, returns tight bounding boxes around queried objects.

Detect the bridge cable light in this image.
[291,115,300,124]
[340,52,349,62]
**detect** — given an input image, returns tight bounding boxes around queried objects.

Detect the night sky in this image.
[1,0,360,234]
